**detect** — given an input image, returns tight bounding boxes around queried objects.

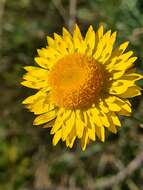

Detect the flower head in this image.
[21,25,143,150]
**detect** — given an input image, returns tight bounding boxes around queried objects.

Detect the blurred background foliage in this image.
[0,0,143,190]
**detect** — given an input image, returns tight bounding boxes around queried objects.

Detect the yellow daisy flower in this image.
[21,25,143,150]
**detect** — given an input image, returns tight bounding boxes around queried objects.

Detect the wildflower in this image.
[21,25,142,150]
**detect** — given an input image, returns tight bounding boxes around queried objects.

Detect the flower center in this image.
[48,53,104,109]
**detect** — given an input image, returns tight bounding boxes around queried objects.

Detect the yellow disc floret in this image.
[48,53,104,109]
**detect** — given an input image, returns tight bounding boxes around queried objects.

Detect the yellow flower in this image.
[21,25,143,150]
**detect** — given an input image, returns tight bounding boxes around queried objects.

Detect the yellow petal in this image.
[24,66,48,77]
[119,51,134,60]
[112,41,129,57]
[67,127,76,148]
[94,30,111,60]
[68,136,76,148]
[83,112,88,126]
[73,24,86,53]
[84,25,95,56]
[120,73,143,81]
[81,128,88,151]
[53,33,70,55]
[90,108,103,127]
[88,119,96,141]
[110,114,121,127]
[54,32,62,41]
[62,111,75,141]
[34,57,53,69]
[99,101,109,113]
[92,25,104,56]
[31,101,54,115]
[33,110,57,125]
[107,113,119,133]
[113,97,132,113]
[100,112,110,128]
[47,36,54,47]
[21,81,49,89]
[24,66,42,72]
[22,91,44,104]
[51,109,71,134]
[95,126,105,142]
[75,110,84,138]
[97,25,104,39]
[62,27,74,53]
[73,24,83,40]
[122,103,131,113]
[113,57,137,71]
[62,27,72,38]
[53,129,62,146]
[105,41,129,70]
[23,70,48,84]
[105,97,121,112]
[112,70,125,80]
[100,127,105,142]
[98,31,117,63]
[118,41,129,52]
[118,85,142,98]
[110,80,134,94]
[37,48,49,58]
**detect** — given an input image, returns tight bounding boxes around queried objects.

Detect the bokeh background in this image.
[0,0,143,190]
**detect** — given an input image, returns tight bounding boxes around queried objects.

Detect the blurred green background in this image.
[0,0,143,190]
